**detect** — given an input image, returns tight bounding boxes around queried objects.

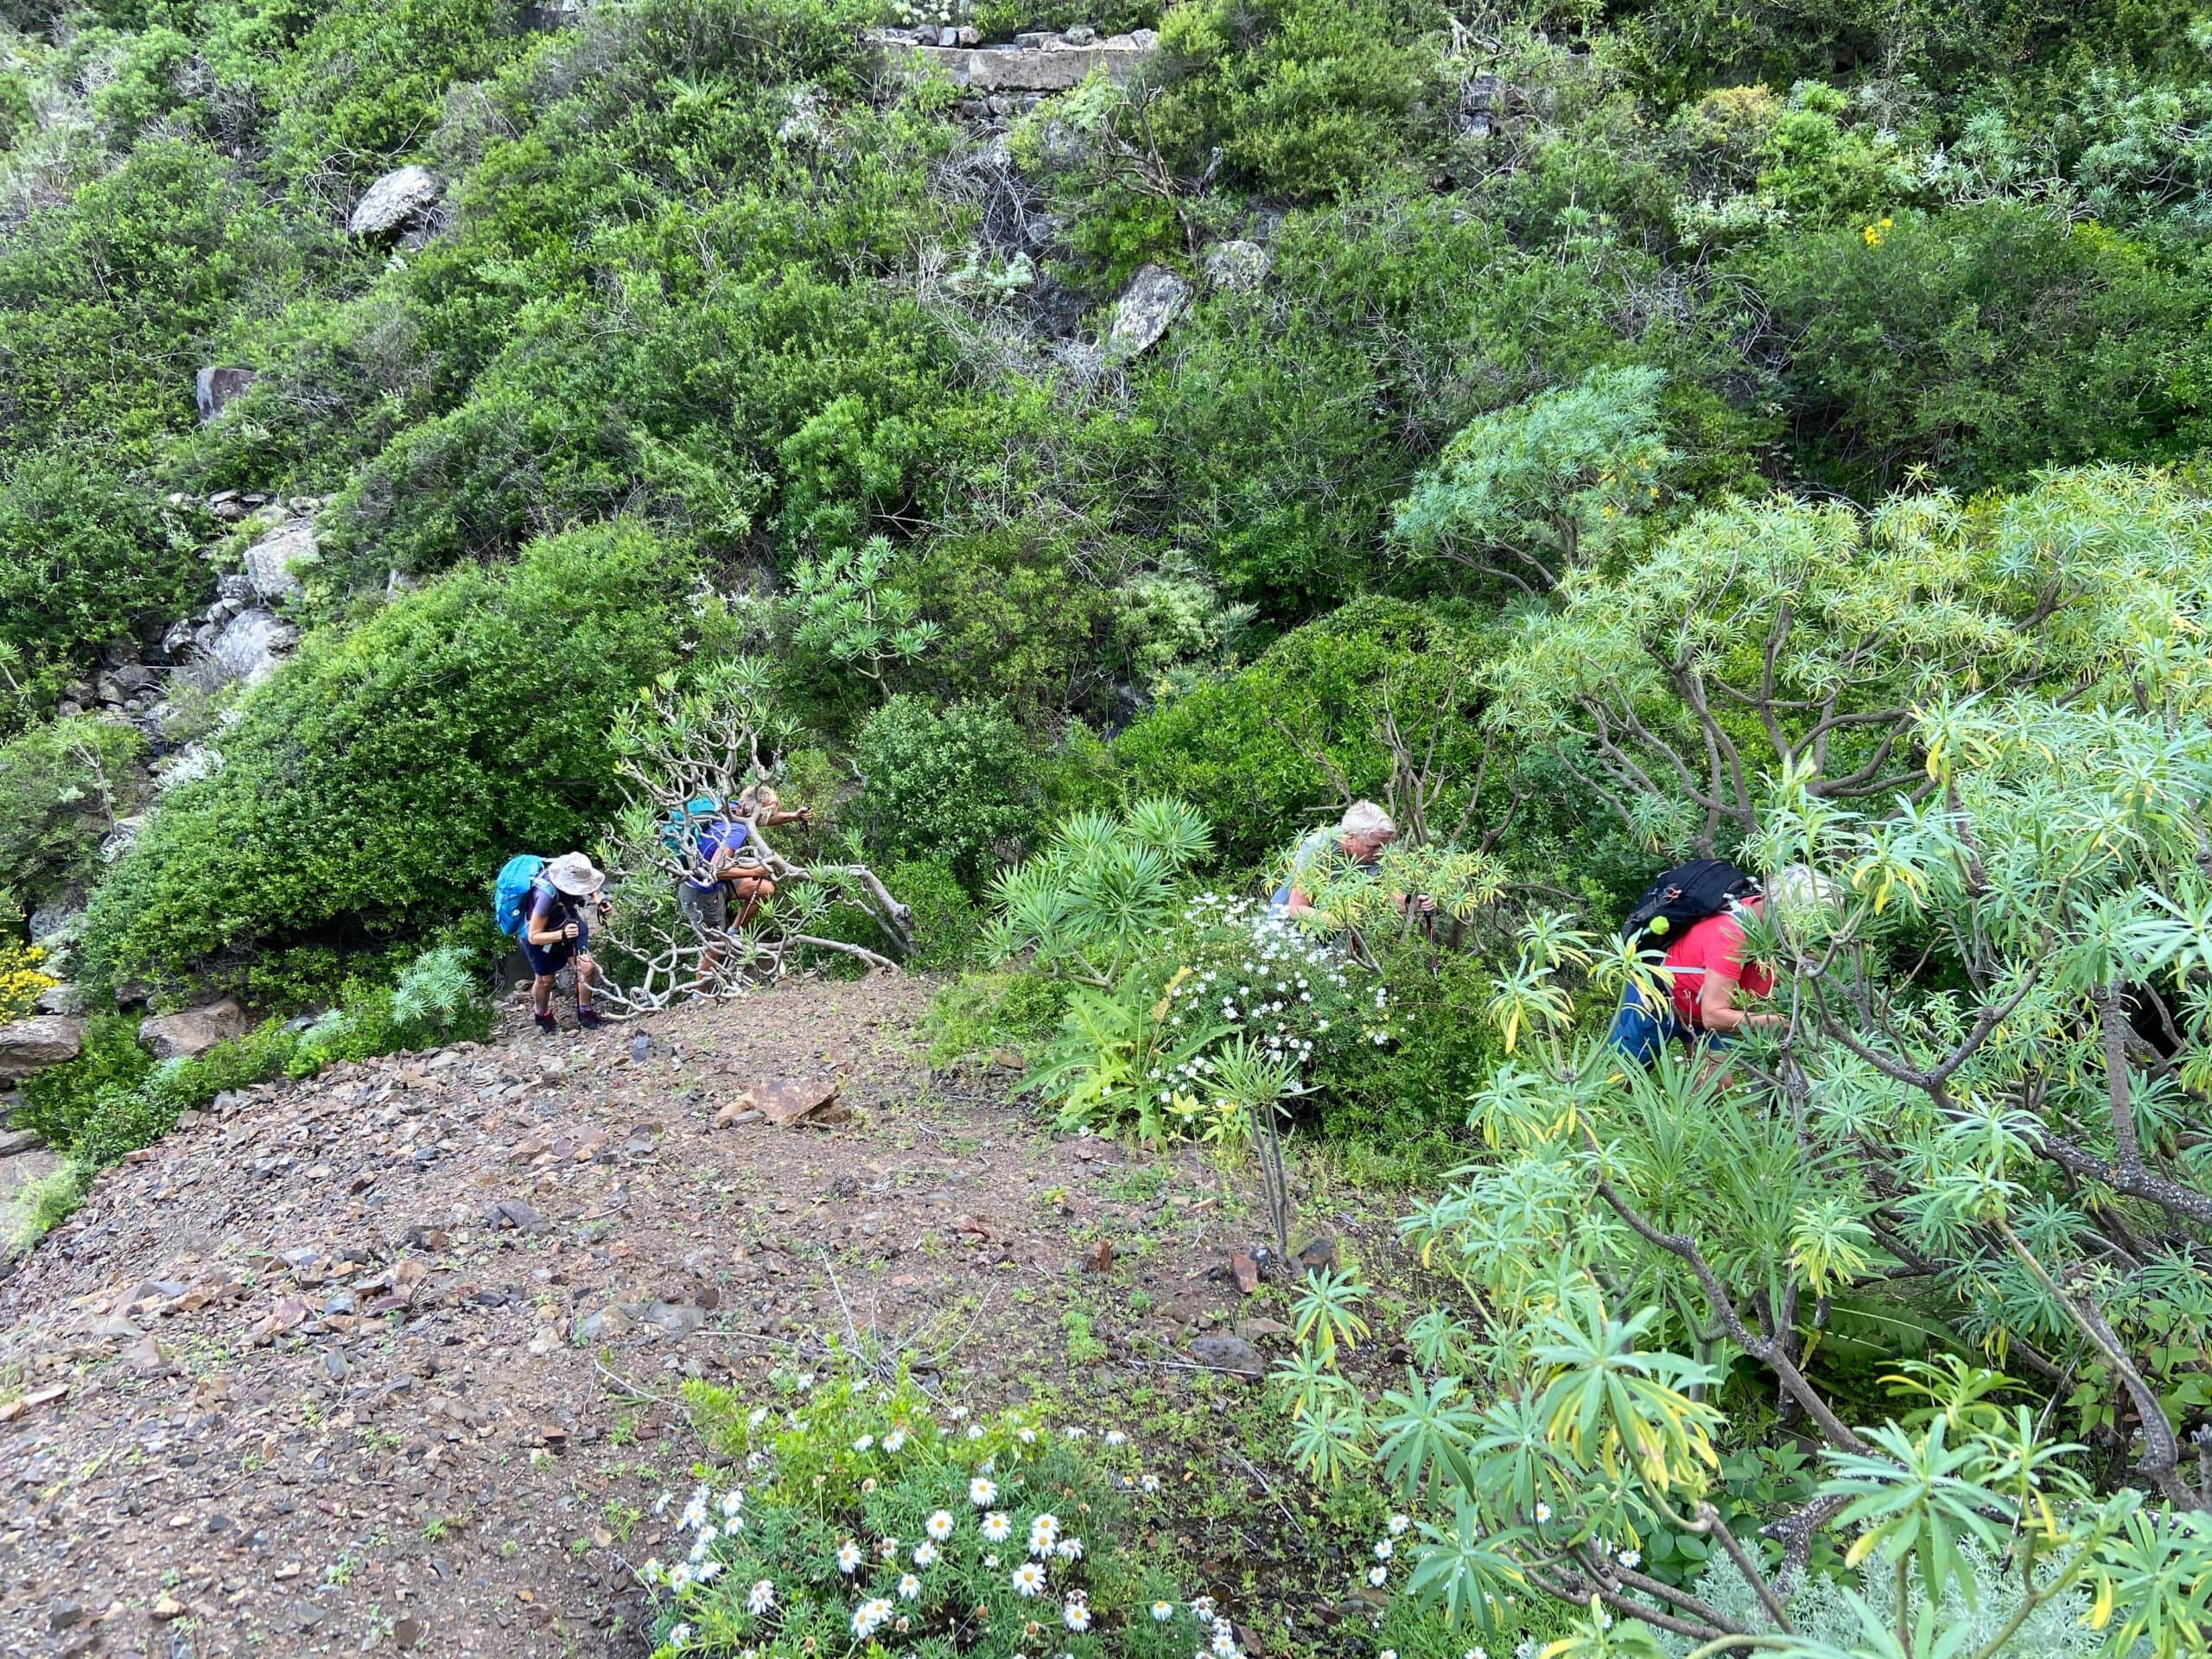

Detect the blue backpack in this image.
[493,855,549,938]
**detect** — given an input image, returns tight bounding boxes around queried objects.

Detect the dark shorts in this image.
[522,922,588,976]
[677,882,729,933]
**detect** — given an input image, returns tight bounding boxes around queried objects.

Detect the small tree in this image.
[782,536,940,696]
[588,658,909,1012]
[1393,365,1676,597]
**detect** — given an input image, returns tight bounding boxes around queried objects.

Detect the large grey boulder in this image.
[0,1016,85,1084]
[241,520,319,601]
[140,998,247,1062]
[1105,264,1192,359]
[207,608,297,686]
[347,166,442,237]
[195,367,257,423]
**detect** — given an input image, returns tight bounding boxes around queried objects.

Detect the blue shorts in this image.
[521,916,588,977]
[1606,983,1729,1066]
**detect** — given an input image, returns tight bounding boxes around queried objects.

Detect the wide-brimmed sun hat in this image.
[543,852,606,897]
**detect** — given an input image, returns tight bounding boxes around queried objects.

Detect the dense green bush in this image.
[0,458,205,691]
[850,696,1039,890]
[1758,202,2212,493]
[0,715,146,899]
[78,521,697,998]
[1150,0,1446,203]
[12,1014,153,1152]
[880,857,982,972]
[1111,596,1492,870]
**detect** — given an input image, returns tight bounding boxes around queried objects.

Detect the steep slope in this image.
[0,975,1299,1655]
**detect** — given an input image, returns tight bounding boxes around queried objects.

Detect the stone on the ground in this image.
[0,1015,84,1083]
[1203,238,1270,291]
[347,165,442,236]
[241,520,319,601]
[33,982,84,1017]
[755,1077,843,1127]
[139,998,247,1061]
[207,607,297,685]
[194,366,257,422]
[1105,264,1192,359]
[1188,1334,1262,1377]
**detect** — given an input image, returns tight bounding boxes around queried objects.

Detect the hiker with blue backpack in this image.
[494,851,611,1033]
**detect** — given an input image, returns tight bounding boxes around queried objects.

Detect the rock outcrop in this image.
[139,998,248,1062]
[0,1016,85,1084]
[241,519,320,601]
[879,26,1157,92]
[194,366,257,423]
[1106,264,1192,359]
[347,166,442,237]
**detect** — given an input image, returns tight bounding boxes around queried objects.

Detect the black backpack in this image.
[1620,859,1758,957]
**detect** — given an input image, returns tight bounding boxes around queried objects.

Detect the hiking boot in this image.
[533,1010,557,1034]
[576,1004,603,1030]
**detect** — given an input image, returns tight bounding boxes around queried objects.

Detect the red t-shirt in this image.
[1665,902,1772,1027]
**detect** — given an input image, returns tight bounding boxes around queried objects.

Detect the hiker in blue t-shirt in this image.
[524,852,610,1033]
[676,785,809,988]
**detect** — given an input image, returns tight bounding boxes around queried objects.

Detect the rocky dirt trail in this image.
[0,975,1312,1657]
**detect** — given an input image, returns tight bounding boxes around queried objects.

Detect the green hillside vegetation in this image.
[7,0,2212,1649]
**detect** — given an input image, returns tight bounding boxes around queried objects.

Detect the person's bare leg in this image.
[532,973,556,1016]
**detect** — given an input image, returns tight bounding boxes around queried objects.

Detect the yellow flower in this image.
[1861,215,1894,247]
[0,942,56,1025]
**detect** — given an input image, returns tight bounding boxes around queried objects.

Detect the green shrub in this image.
[0,458,205,689]
[1150,0,1446,203]
[13,1014,153,1152]
[1757,202,2212,493]
[881,857,981,972]
[289,945,492,1073]
[78,520,696,997]
[0,715,148,900]
[922,969,1072,1067]
[654,1367,1192,1656]
[851,696,1039,890]
[1111,597,1493,870]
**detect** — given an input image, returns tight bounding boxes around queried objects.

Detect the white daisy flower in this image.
[899,1573,922,1600]
[925,1510,954,1541]
[982,1511,1012,1542]
[669,1624,691,1648]
[1535,1503,1552,1523]
[1368,1566,1389,1586]
[852,1597,893,1637]
[1064,1598,1093,1632]
[1106,1430,1128,1446]
[1028,1513,1060,1555]
[720,1491,744,1520]
[969,1476,999,1506]
[1387,1513,1409,1535]
[1012,1560,1048,1597]
[1056,1535,1084,1560]
[877,1536,899,1560]
[1141,1474,1161,1492]
[1375,1539,1393,1560]
[883,1429,907,1453]
[1618,1548,1640,1569]
[1152,1600,1176,1621]
[836,1540,862,1574]
[1211,1630,1239,1659]
[853,1434,874,1452]
[747,1580,774,1615]
[912,1541,939,1567]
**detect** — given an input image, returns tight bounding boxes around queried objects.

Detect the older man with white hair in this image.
[1273,801,1430,921]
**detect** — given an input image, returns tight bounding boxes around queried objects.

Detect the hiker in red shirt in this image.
[1607,867,1824,1064]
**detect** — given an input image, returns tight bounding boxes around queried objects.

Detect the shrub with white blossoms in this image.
[1029,892,1395,1144]
[645,1369,1210,1657]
